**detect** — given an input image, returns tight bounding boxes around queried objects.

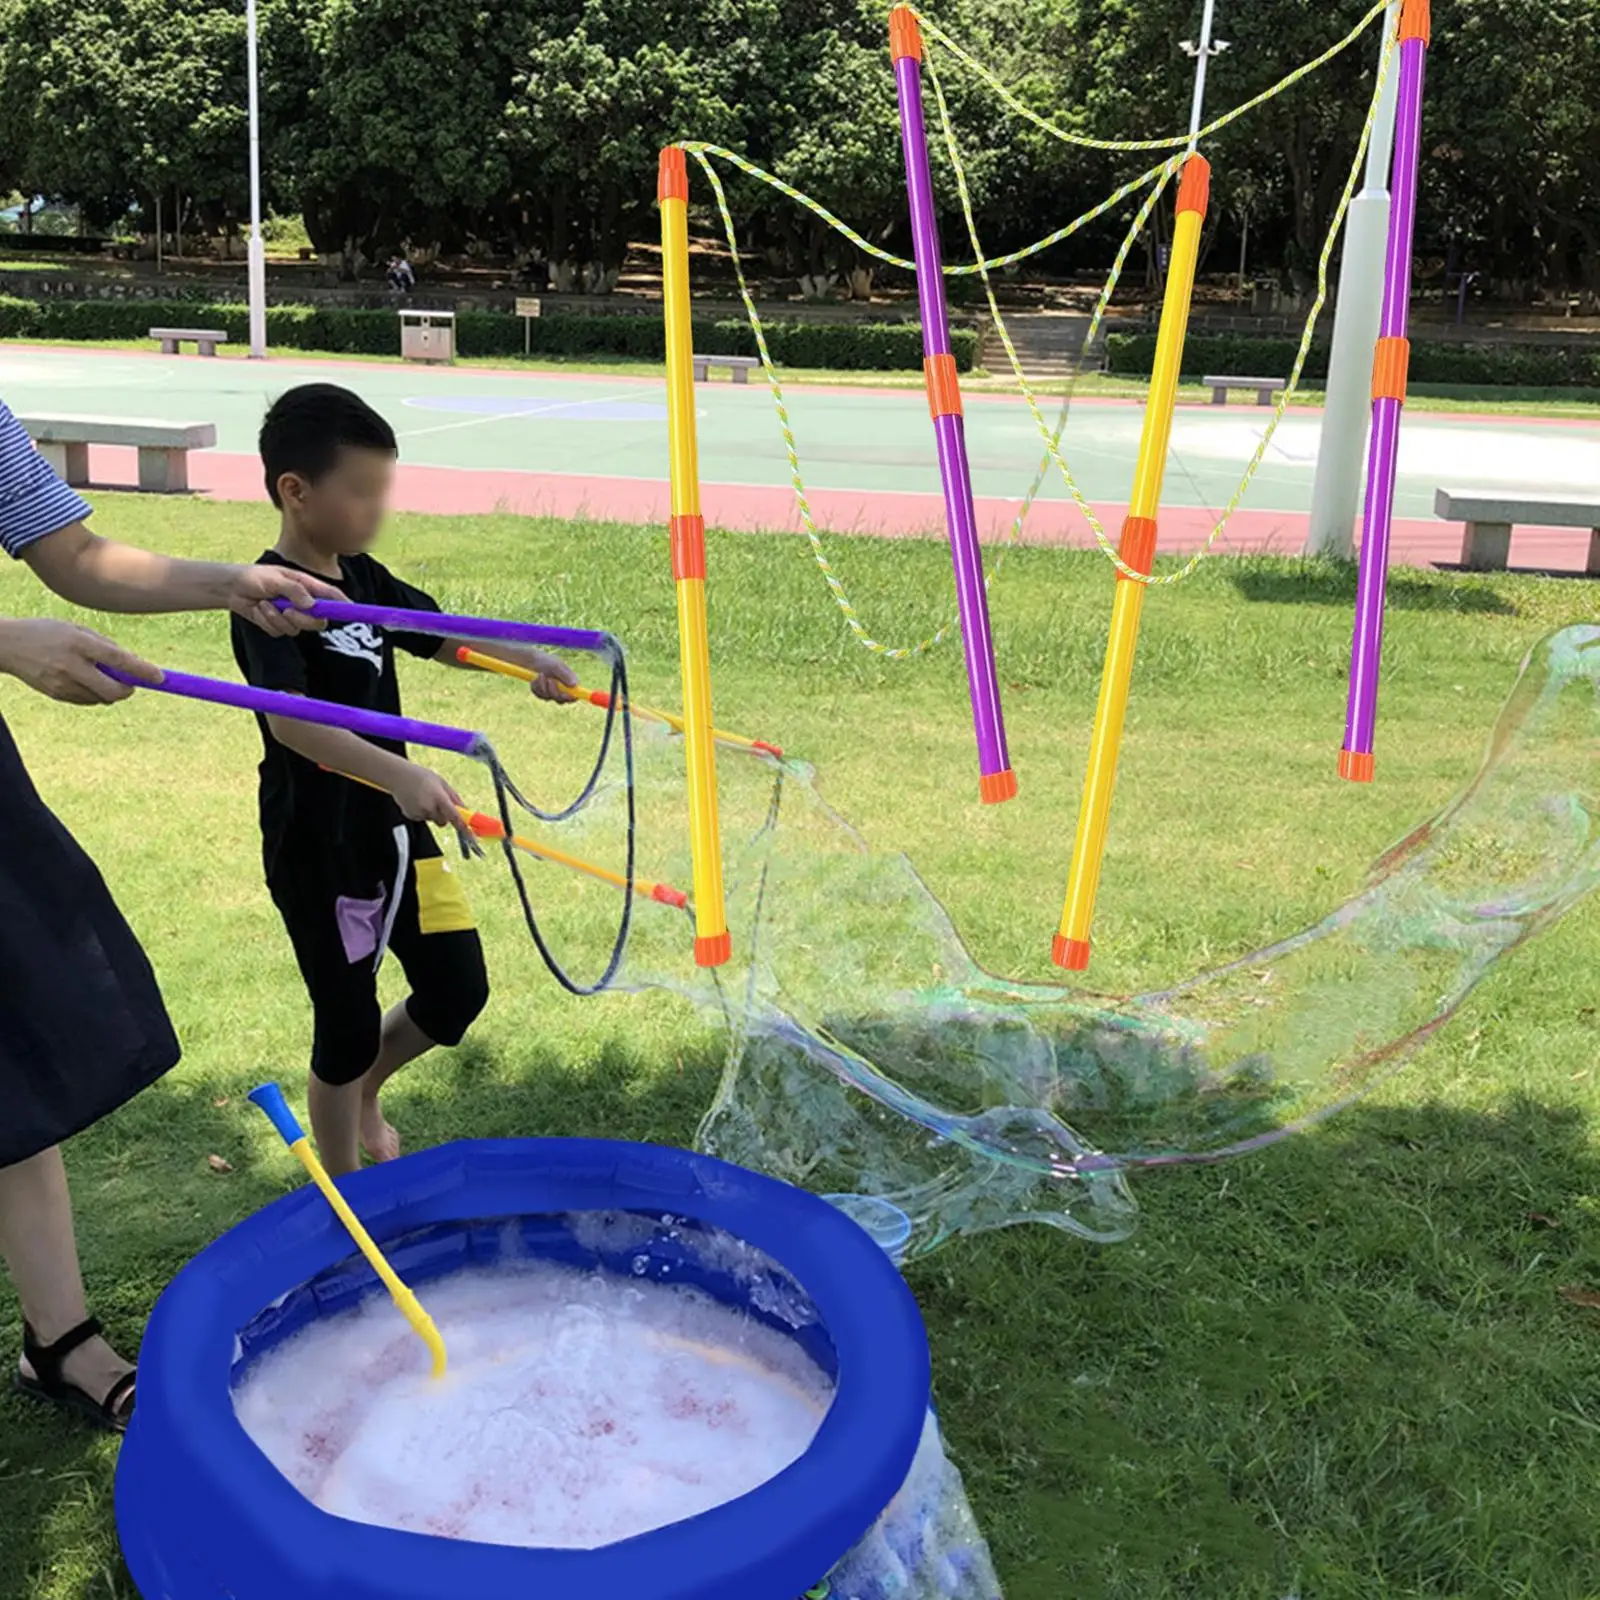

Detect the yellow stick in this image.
[1053,155,1212,972]
[320,766,689,908]
[247,1085,448,1380]
[659,146,730,968]
[453,646,782,758]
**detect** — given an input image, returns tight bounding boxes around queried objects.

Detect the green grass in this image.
[1,500,1598,1599]
[5,332,1600,416]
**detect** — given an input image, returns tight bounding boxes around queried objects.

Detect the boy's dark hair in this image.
[259,384,397,507]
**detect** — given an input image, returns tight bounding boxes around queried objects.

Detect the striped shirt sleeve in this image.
[0,398,92,558]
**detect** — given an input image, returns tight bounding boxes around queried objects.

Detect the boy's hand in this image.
[228,566,342,636]
[526,650,579,705]
[392,764,465,828]
[0,618,162,705]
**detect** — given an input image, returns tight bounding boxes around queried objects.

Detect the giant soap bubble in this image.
[545,628,1600,1259]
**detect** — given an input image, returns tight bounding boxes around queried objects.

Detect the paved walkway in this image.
[4,345,1596,570]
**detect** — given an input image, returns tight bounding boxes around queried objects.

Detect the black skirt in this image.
[0,714,180,1169]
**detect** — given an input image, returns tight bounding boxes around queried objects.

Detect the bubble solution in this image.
[233,1260,835,1550]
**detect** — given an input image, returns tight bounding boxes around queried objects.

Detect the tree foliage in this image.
[0,0,1595,299]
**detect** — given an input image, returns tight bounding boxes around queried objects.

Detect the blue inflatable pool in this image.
[116,1139,932,1600]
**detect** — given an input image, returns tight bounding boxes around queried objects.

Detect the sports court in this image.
[4,344,1596,567]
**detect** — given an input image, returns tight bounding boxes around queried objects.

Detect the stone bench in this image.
[150,327,228,357]
[1204,374,1286,407]
[1435,489,1600,574]
[20,415,218,494]
[693,353,760,384]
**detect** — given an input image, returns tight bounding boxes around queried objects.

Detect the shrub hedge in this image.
[1104,330,1600,389]
[0,296,977,372]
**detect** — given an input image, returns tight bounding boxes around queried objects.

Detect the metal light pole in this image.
[1305,0,1401,557]
[245,0,267,359]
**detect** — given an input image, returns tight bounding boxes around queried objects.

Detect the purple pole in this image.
[102,666,486,757]
[1341,2,1431,782]
[889,5,1014,805]
[276,598,614,656]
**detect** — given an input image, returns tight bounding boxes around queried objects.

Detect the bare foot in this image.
[360,1096,401,1163]
[19,1333,136,1423]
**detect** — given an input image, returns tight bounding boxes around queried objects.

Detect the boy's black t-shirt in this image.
[230,550,443,884]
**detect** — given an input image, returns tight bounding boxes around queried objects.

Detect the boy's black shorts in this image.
[270,824,488,1087]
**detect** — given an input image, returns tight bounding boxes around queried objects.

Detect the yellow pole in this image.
[453,646,782,758]
[1053,155,1211,972]
[659,146,730,967]
[247,1085,448,1380]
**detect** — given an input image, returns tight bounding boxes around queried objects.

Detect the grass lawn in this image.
[1,498,1597,1599]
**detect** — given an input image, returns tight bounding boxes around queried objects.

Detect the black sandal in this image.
[14,1317,136,1434]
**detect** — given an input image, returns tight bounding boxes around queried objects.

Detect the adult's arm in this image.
[0,398,335,636]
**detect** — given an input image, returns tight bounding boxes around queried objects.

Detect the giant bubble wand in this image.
[1340,0,1431,783]
[888,5,1015,808]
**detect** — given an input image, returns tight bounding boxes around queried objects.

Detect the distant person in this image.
[386,256,415,294]
[0,396,335,1432]
[232,384,577,1179]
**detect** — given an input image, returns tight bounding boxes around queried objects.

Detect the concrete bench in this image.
[1204,374,1286,407]
[20,415,218,494]
[693,353,760,384]
[150,327,228,357]
[1435,489,1600,574]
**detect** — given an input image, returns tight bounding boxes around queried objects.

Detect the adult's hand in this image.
[0,617,162,705]
[227,565,344,637]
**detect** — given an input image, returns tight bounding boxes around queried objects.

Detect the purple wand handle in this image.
[889,7,1014,805]
[1342,8,1430,781]
[276,598,613,657]
[100,666,486,757]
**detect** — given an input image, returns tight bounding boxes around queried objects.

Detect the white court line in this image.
[396,390,646,440]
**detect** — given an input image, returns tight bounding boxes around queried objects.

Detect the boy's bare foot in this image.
[360,1096,401,1163]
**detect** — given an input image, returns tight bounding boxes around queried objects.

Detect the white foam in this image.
[233,1261,834,1549]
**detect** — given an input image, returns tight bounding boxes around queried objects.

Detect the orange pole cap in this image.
[1052,934,1091,971]
[1176,154,1212,218]
[651,883,690,909]
[1371,336,1410,404]
[657,147,689,205]
[751,740,784,759]
[670,513,707,581]
[1338,749,1375,783]
[1398,0,1430,46]
[1117,515,1159,579]
[924,353,963,420]
[695,930,733,967]
[888,6,923,62]
[979,768,1018,806]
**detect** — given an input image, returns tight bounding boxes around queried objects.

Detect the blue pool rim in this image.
[115,1139,932,1600]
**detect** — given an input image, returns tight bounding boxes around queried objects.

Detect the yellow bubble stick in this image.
[247,1085,448,1380]
[658,145,730,967]
[1053,155,1211,973]
[453,646,782,758]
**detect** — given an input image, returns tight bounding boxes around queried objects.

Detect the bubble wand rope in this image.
[247,1084,448,1380]
[454,646,783,760]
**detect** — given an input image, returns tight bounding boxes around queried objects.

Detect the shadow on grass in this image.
[4,1059,1598,1600]
[1229,559,1517,615]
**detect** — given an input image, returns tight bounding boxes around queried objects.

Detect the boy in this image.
[233,383,576,1176]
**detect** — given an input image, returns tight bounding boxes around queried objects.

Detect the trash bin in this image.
[399,310,456,364]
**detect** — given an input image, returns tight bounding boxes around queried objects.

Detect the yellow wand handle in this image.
[248,1085,448,1380]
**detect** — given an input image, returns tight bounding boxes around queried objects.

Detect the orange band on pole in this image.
[657,147,688,204]
[1338,748,1375,783]
[670,513,707,581]
[888,5,922,61]
[1176,154,1211,218]
[923,353,963,419]
[1116,515,1159,579]
[1371,336,1410,403]
[1398,0,1430,45]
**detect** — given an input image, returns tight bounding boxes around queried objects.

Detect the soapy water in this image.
[234,1258,833,1549]
[570,626,1600,1257]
